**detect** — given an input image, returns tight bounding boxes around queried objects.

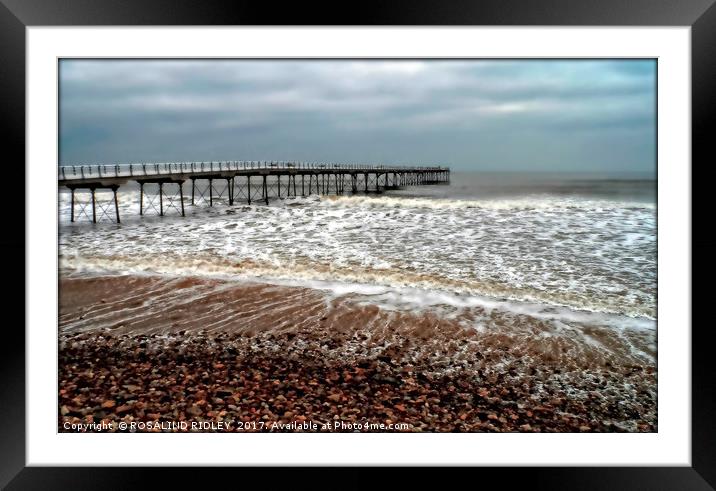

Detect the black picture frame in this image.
[2,0,713,488]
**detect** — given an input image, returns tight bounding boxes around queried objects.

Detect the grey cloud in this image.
[59,59,655,174]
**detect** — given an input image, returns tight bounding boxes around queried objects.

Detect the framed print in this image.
[2,0,714,488]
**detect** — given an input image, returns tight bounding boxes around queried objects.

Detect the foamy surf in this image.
[58,175,656,360]
[320,193,656,211]
[60,253,656,324]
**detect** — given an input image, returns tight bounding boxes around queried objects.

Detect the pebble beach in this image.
[59,275,656,433]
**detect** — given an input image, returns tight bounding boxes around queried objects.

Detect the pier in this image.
[59,161,451,223]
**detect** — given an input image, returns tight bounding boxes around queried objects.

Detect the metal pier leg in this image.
[302,174,305,196]
[263,175,269,205]
[191,178,195,205]
[293,175,297,197]
[247,176,252,205]
[91,188,96,223]
[179,182,185,216]
[364,174,368,193]
[209,179,213,206]
[159,183,164,216]
[277,175,282,198]
[70,189,75,222]
[228,178,234,205]
[113,186,120,223]
[139,183,144,215]
[352,174,357,193]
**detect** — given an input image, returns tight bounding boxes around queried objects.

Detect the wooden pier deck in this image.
[59,161,451,223]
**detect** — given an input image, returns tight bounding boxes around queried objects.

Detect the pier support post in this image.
[140,183,144,215]
[113,186,120,223]
[228,178,234,205]
[302,174,305,196]
[209,179,213,206]
[91,188,96,223]
[364,173,368,193]
[159,183,164,216]
[263,175,269,205]
[70,189,75,222]
[179,182,185,216]
[191,178,195,205]
[247,176,252,205]
[293,175,297,197]
[352,174,357,193]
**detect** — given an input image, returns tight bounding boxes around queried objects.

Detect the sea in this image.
[58,171,657,375]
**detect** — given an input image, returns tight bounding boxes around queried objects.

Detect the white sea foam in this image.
[58,183,657,333]
[320,194,656,211]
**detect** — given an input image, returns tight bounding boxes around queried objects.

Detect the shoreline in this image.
[59,274,657,432]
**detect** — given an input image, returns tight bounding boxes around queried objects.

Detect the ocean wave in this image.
[59,253,656,325]
[319,194,656,211]
[58,184,656,330]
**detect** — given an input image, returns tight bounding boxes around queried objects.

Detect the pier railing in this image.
[59,161,450,181]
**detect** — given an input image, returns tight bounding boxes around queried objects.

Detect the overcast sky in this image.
[59,59,656,174]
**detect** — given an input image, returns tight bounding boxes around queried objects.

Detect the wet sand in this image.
[58,274,657,432]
